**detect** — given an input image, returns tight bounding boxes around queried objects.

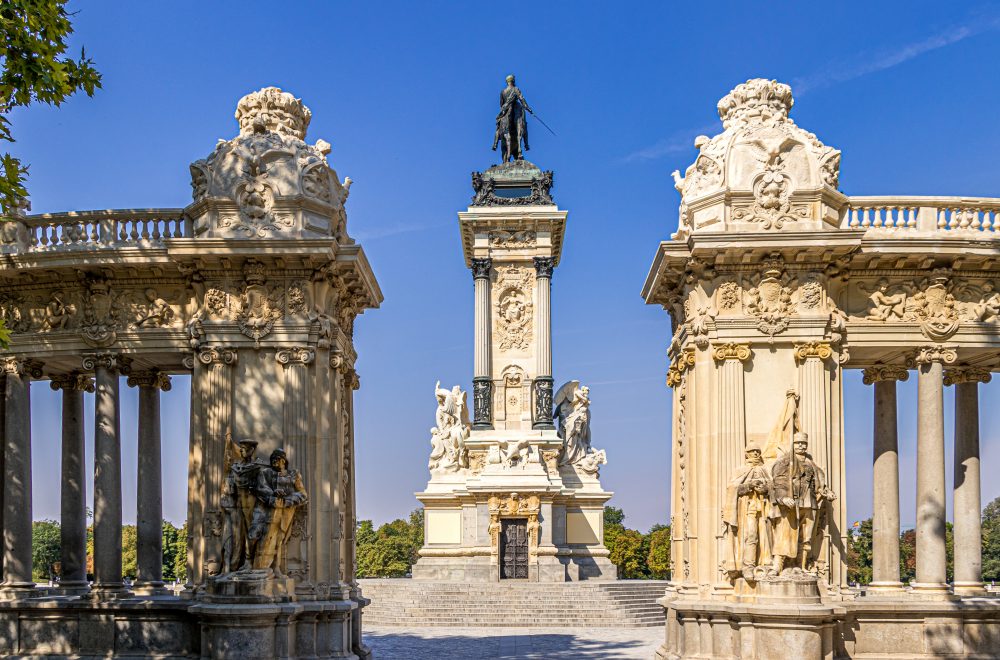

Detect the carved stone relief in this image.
[494,264,534,352]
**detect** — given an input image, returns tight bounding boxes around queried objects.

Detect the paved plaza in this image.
[365,626,662,659]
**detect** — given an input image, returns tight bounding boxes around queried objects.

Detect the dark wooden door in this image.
[500,518,529,579]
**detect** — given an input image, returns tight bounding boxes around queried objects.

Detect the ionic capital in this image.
[196,346,238,366]
[793,342,834,363]
[712,343,751,362]
[331,352,352,374]
[0,357,43,379]
[50,373,95,393]
[907,346,958,367]
[944,366,993,386]
[666,348,696,388]
[862,364,909,385]
[533,256,555,279]
[471,258,493,280]
[81,352,131,375]
[276,347,315,365]
[127,370,172,391]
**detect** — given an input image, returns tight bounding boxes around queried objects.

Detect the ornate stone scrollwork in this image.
[488,492,541,558]
[861,364,909,385]
[746,255,793,339]
[276,347,315,365]
[488,230,536,249]
[793,342,833,363]
[1,357,43,379]
[666,348,696,388]
[127,370,172,391]
[712,343,752,362]
[197,346,238,366]
[81,352,131,375]
[908,346,958,367]
[50,373,95,393]
[237,260,284,347]
[943,366,993,386]
[494,265,533,352]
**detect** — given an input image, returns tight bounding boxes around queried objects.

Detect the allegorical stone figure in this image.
[768,432,836,576]
[428,381,471,473]
[220,438,266,573]
[250,448,308,577]
[554,380,593,466]
[492,74,532,163]
[722,445,773,582]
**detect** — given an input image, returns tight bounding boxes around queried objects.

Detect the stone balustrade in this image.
[843,196,1000,233]
[4,208,191,251]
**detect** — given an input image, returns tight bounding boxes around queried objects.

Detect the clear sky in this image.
[10,1,1000,533]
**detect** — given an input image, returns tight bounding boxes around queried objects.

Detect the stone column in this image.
[326,352,347,598]
[84,352,131,598]
[946,366,991,596]
[471,257,493,429]
[910,347,955,594]
[127,369,171,595]
[0,357,42,597]
[50,373,95,594]
[277,347,314,591]
[532,256,554,430]
[862,365,908,592]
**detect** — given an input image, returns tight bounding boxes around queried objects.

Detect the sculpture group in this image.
[220,437,309,579]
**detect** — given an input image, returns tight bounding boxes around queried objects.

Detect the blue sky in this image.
[11,1,1000,533]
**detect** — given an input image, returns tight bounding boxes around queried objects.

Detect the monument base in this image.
[658,584,1000,659]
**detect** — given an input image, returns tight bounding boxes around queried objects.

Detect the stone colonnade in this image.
[0,353,171,599]
[864,352,991,596]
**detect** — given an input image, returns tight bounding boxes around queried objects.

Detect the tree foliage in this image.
[31,519,60,581]
[356,508,424,578]
[0,0,101,214]
[646,527,671,579]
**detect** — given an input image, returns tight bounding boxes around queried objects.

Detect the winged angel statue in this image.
[428,381,471,473]
[553,380,607,476]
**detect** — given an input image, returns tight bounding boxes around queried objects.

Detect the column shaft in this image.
[871,378,902,589]
[54,375,91,592]
[130,371,169,594]
[1,359,39,594]
[535,275,551,378]
[473,263,491,377]
[914,359,948,591]
[90,354,127,597]
[953,379,984,594]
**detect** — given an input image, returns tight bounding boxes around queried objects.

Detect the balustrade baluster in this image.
[991,210,999,233]
[141,220,150,240]
[906,207,917,228]
[862,207,871,228]
[130,221,140,241]
[151,219,161,240]
[90,220,99,242]
[849,208,859,228]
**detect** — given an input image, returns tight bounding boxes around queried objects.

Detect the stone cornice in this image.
[862,364,909,385]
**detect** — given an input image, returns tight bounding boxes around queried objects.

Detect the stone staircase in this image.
[359,579,669,628]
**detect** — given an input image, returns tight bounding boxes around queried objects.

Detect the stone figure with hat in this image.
[220,435,267,573]
[250,448,309,577]
[722,443,773,582]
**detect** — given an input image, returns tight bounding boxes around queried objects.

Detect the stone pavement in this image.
[365,626,662,659]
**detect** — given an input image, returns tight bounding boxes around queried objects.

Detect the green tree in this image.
[847,518,873,585]
[0,0,102,214]
[171,522,188,583]
[604,506,625,529]
[900,528,916,584]
[161,521,188,582]
[355,508,425,578]
[983,496,1000,581]
[121,524,137,579]
[31,519,60,582]
[608,528,645,578]
[646,526,671,579]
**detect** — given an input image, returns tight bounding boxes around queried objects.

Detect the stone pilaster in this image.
[127,369,171,595]
[344,368,371,659]
[945,366,991,596]
[862,364,908,592]
[325,352,347,598]
[909,346,956,595]
[277,347,314,592]
[50,373,95,594]
[532,257,554,430]
[187,346,236,587]
[0,357,42,597]
[83,352,131,599]
[471,258,493,429]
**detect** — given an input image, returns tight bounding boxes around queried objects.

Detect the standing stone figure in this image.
[251,448,309,577]
[428,381,471,472]
[492,74,533,163]
[768,432,836,576]
[220,438,266,573]
[722,445,773,582]
[554,381,593,466]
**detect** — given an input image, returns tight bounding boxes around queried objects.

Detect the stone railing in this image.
[7,208,190,251]
[843,196,1000,234]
